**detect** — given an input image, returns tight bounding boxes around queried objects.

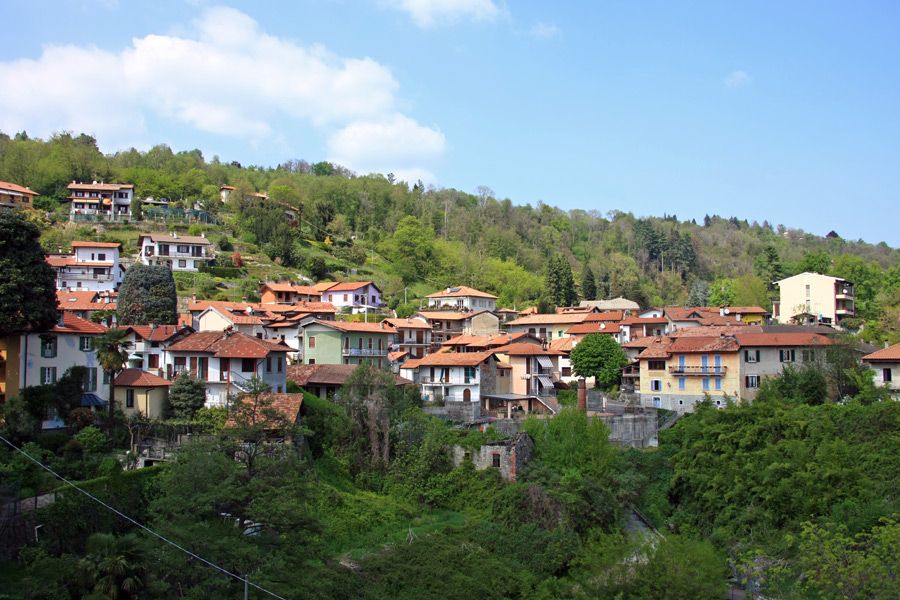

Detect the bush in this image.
[217,236,234,251]
[74,426,109,453]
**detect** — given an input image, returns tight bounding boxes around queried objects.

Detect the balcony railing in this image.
[157,250,209,259]
[668,366,727,375]
[343,348,388,357]
[57,272,113,281]
[420,376,477,385]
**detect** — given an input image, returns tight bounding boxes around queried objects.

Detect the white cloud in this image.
[0,6,444,176]
[381,0,503,27]
[724,70,753,89]
[328,113,445,181]
[530,22,560,39]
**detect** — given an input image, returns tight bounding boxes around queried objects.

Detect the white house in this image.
[425,286,498,312]
[315,281,384,313]
[400,351,501,403]
[862,343,900,401]
[65,181,134,219]
[122,324,193,377]
[139,232,213,272]
[47,241,124,291]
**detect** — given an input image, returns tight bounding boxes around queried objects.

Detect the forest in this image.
[2,130,899,345]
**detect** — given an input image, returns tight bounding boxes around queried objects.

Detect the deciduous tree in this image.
[0,211,58,336]
[570,334,629,387]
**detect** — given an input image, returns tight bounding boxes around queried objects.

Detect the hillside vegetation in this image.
[3,130,899,343]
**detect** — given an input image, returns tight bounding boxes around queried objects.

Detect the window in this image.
[562,366,571,377]
[884,368,893,383]
[746,375,760,388]
[277,357,283,373]
[806,284,811,298]
[702,378,710,391]
[98,253,106,261]
[465,366,475,383]
[653,397,661,408]
[41,336,58,358]
[178,260,187,268]
[266,357,272,372]
[492,454,501,468]
[83,368,97,392]
[148,354,159,369]
[177,245,188,253]
[715,378,722,391]
[80,336,92,351]
[151,341,160,348]
[780,349,796,362]
[744,350,760,363]
[678,377,686,390]
[40,367,57,384]
[309,358,316,365]
[648,360,666,371]
[126,389,135,408]
[801,349,816,362]
[650,379,662,391]
[241,358,255,372]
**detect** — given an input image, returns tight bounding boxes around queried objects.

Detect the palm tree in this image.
[92,327,132,431]
[78,532,147,599]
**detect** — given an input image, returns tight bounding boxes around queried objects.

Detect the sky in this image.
[2,0,899,246]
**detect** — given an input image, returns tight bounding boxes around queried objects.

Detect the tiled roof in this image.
[227,393,304,428]
[313,281,338,292]
[736,333,831,347]
[323,320,395,333]
[637,335,741,359]
[549,337,575,352]
[323,281,375,292]
[68,182,133,192]
[412,351,495,367]
[259,282,321,296]
[140,233,210,245]
[166,330,289,358]
[46,256,70,267]
[52,313,109,334]
[71,241,122,249]
[566,323,622,335]
[425,286,498,299]
[492,342,563,356]
[384,317,432,330]
[622,316,669,325]
[496,308,519,314]
[125,325,185,342]
[584,311,625,322]
[288,363,411,386]
[670,325,763,337]
[0,181,37,195]
[115,369,172,387]
[388,351,409,362]
[415,310,488,321]
[505,313,589,326]
[862,343,900,362]
[188,300,337,315]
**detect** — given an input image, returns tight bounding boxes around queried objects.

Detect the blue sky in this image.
[3,0,899,246]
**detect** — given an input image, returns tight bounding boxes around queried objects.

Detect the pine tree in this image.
[581,264,596,302]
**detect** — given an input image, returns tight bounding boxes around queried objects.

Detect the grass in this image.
[337,510,468,560]
[0,560,27,599]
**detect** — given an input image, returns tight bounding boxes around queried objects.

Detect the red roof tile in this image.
[736,333,831,347]
[491,342,563,356]
[412,351,495,367]
[71,241,121,249]
[166,330,289,358]
[862,343,900,362]
[115,369,172,387]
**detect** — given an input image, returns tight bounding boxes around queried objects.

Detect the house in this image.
[0,313,109,409]
[115,369,173,419]
[0,181,37,210]
[138,232,213,272]
[288,363,412,399]
[425,286,498,312]
[565,322,626,344]
[47,241,124,291]
[383,316,433,359]
[65,181,134,219]
[414,310,500,348]
[774,272,855,327]
[441,332,539,353]
[316,281,383,313]
[635,334,742,413]
[504,313,589,341]
[451,432,534,482]
[862,343,900,400]
[735,332,831,400]
[258,282,322,304]
[122,324,192,376]
[56,290,117,322]
[579,297,640,313]
[197,306,267,339]
[163,330,291,406]
[549,337,577,386]
[619,316,669,342]
[490,341,564,404]
[399,351,505,404]
[495,307,520,324]
[300,319,395,368]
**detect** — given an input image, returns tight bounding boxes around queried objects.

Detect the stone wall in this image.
[598,412,658,448]
[423,400,481,422]
[451,432,534,482]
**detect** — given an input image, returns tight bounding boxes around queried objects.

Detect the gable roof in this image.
[303,319,395,333]
[637,335,741,359]
[425,286,498,300]
[505,313,589,326]
[115,369,173,387]
[862,343,900,362]
[491,342,563,356]
[51,313,108,335]
[166,330,290,358]
[414,310,495,322]
[125,324,187,342]
[320,281,377,292]
[383,317,432,330]
[287,363,412,387]
[139,233,210,245]
[735,333,831,347]
[411,351,495,367]
[71,241,122,249]
[0,181,37,196]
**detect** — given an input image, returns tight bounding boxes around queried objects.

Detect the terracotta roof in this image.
[505,313,589,326]
[411,351,495,367]
[288,363,411,387]
[316,320,395,333]
[125,325,185,342]
[622,316,669,325]
[51,313,109,334]
[322,281,375,292]
[425,286,498,299]
[115,369,173,387]
[188,300,336,315]
[227,393,304,428]
[415,310,489,322]
[259,282,321,296]
[177,314,192,328]
[388,351,409,362]
[384,317,432,330]
[57,290,100,304]
[670,325,763,337]
[862,343,900,362]
[67,182,133,192]
[584,311,625,322]
[736,333,831,347]
[71,241,122,249]
[566,323,622,335]
[314,281,338,292]
[637,335,741,359]
[442,333,487,347]
[166,330,289,358]
[140,233,210,245]
[622,337,657,349]
[549,337,575,352]
[496,308,519,314]
[46,256,70,267]
[0,181,37,196]
[492,342,563,356]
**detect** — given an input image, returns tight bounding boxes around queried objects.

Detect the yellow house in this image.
[774,272,854,326]
[0,181,37,209]
[637,334,742,413]
[115,369,173,419]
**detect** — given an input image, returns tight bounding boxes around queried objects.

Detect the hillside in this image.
[4,131,899,343]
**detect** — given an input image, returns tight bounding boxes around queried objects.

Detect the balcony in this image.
[342,348,388,357]
[57,272,113,281]
[668,366,727,376]
[420,376,477,385]
[157,250,209,259]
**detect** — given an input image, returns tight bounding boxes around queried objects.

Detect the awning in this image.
[536,356,554,370]
[536,375,554,388]
[80,393,107,407]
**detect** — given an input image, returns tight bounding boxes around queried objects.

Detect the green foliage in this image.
[0,211,58,335]
[569,334,629,387]
[755,364,828,405]
[166,374,207,420]
[116,264,177,325]
[545,253,577,307]
[74,426,109,454]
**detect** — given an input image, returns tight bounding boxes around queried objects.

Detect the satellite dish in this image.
[724,308,730,314]
[600,323,606,329]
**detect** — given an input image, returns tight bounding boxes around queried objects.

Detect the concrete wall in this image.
[598,412,658,448]
[424,400,482,422]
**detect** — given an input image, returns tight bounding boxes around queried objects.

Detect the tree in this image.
[390,216,434,284]
[78,532,148,599]
[707,278,736,306]
[570,334,629,387]
[116,264,177,325]
[92,328,132,427]
[545,254,577,307]
[167,374,207,420]
[129,195,142,221]
[231,251,243,268]
[686,280,709,307]
[0,211,58,336]
[581,263,596,302]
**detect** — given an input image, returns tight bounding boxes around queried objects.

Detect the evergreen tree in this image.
[545,254,577,307]
[116,265,177,325]
[167,374,207,420]
[686,280,710,307]
[0,212,58,336]
[581,263,596,302]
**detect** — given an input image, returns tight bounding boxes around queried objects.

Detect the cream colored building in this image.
[773,272,854,327]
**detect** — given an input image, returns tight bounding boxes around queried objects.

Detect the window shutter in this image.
[745,376,749,387]
[756,350,760,362]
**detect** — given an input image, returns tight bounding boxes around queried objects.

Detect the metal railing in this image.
[668,366,727,375]
[342,348,388,356]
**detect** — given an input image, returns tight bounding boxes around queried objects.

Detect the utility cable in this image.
[0,433,288,600]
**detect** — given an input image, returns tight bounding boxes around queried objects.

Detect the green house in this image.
[301,319,395,369]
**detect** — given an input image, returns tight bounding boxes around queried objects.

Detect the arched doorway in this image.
[463,388,471,402]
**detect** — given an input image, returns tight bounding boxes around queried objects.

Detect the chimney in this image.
[242,297,247,303]
[192,293,196,301]
[578,378,587,411]
[57,246,62,253]
[201,232,206,238]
